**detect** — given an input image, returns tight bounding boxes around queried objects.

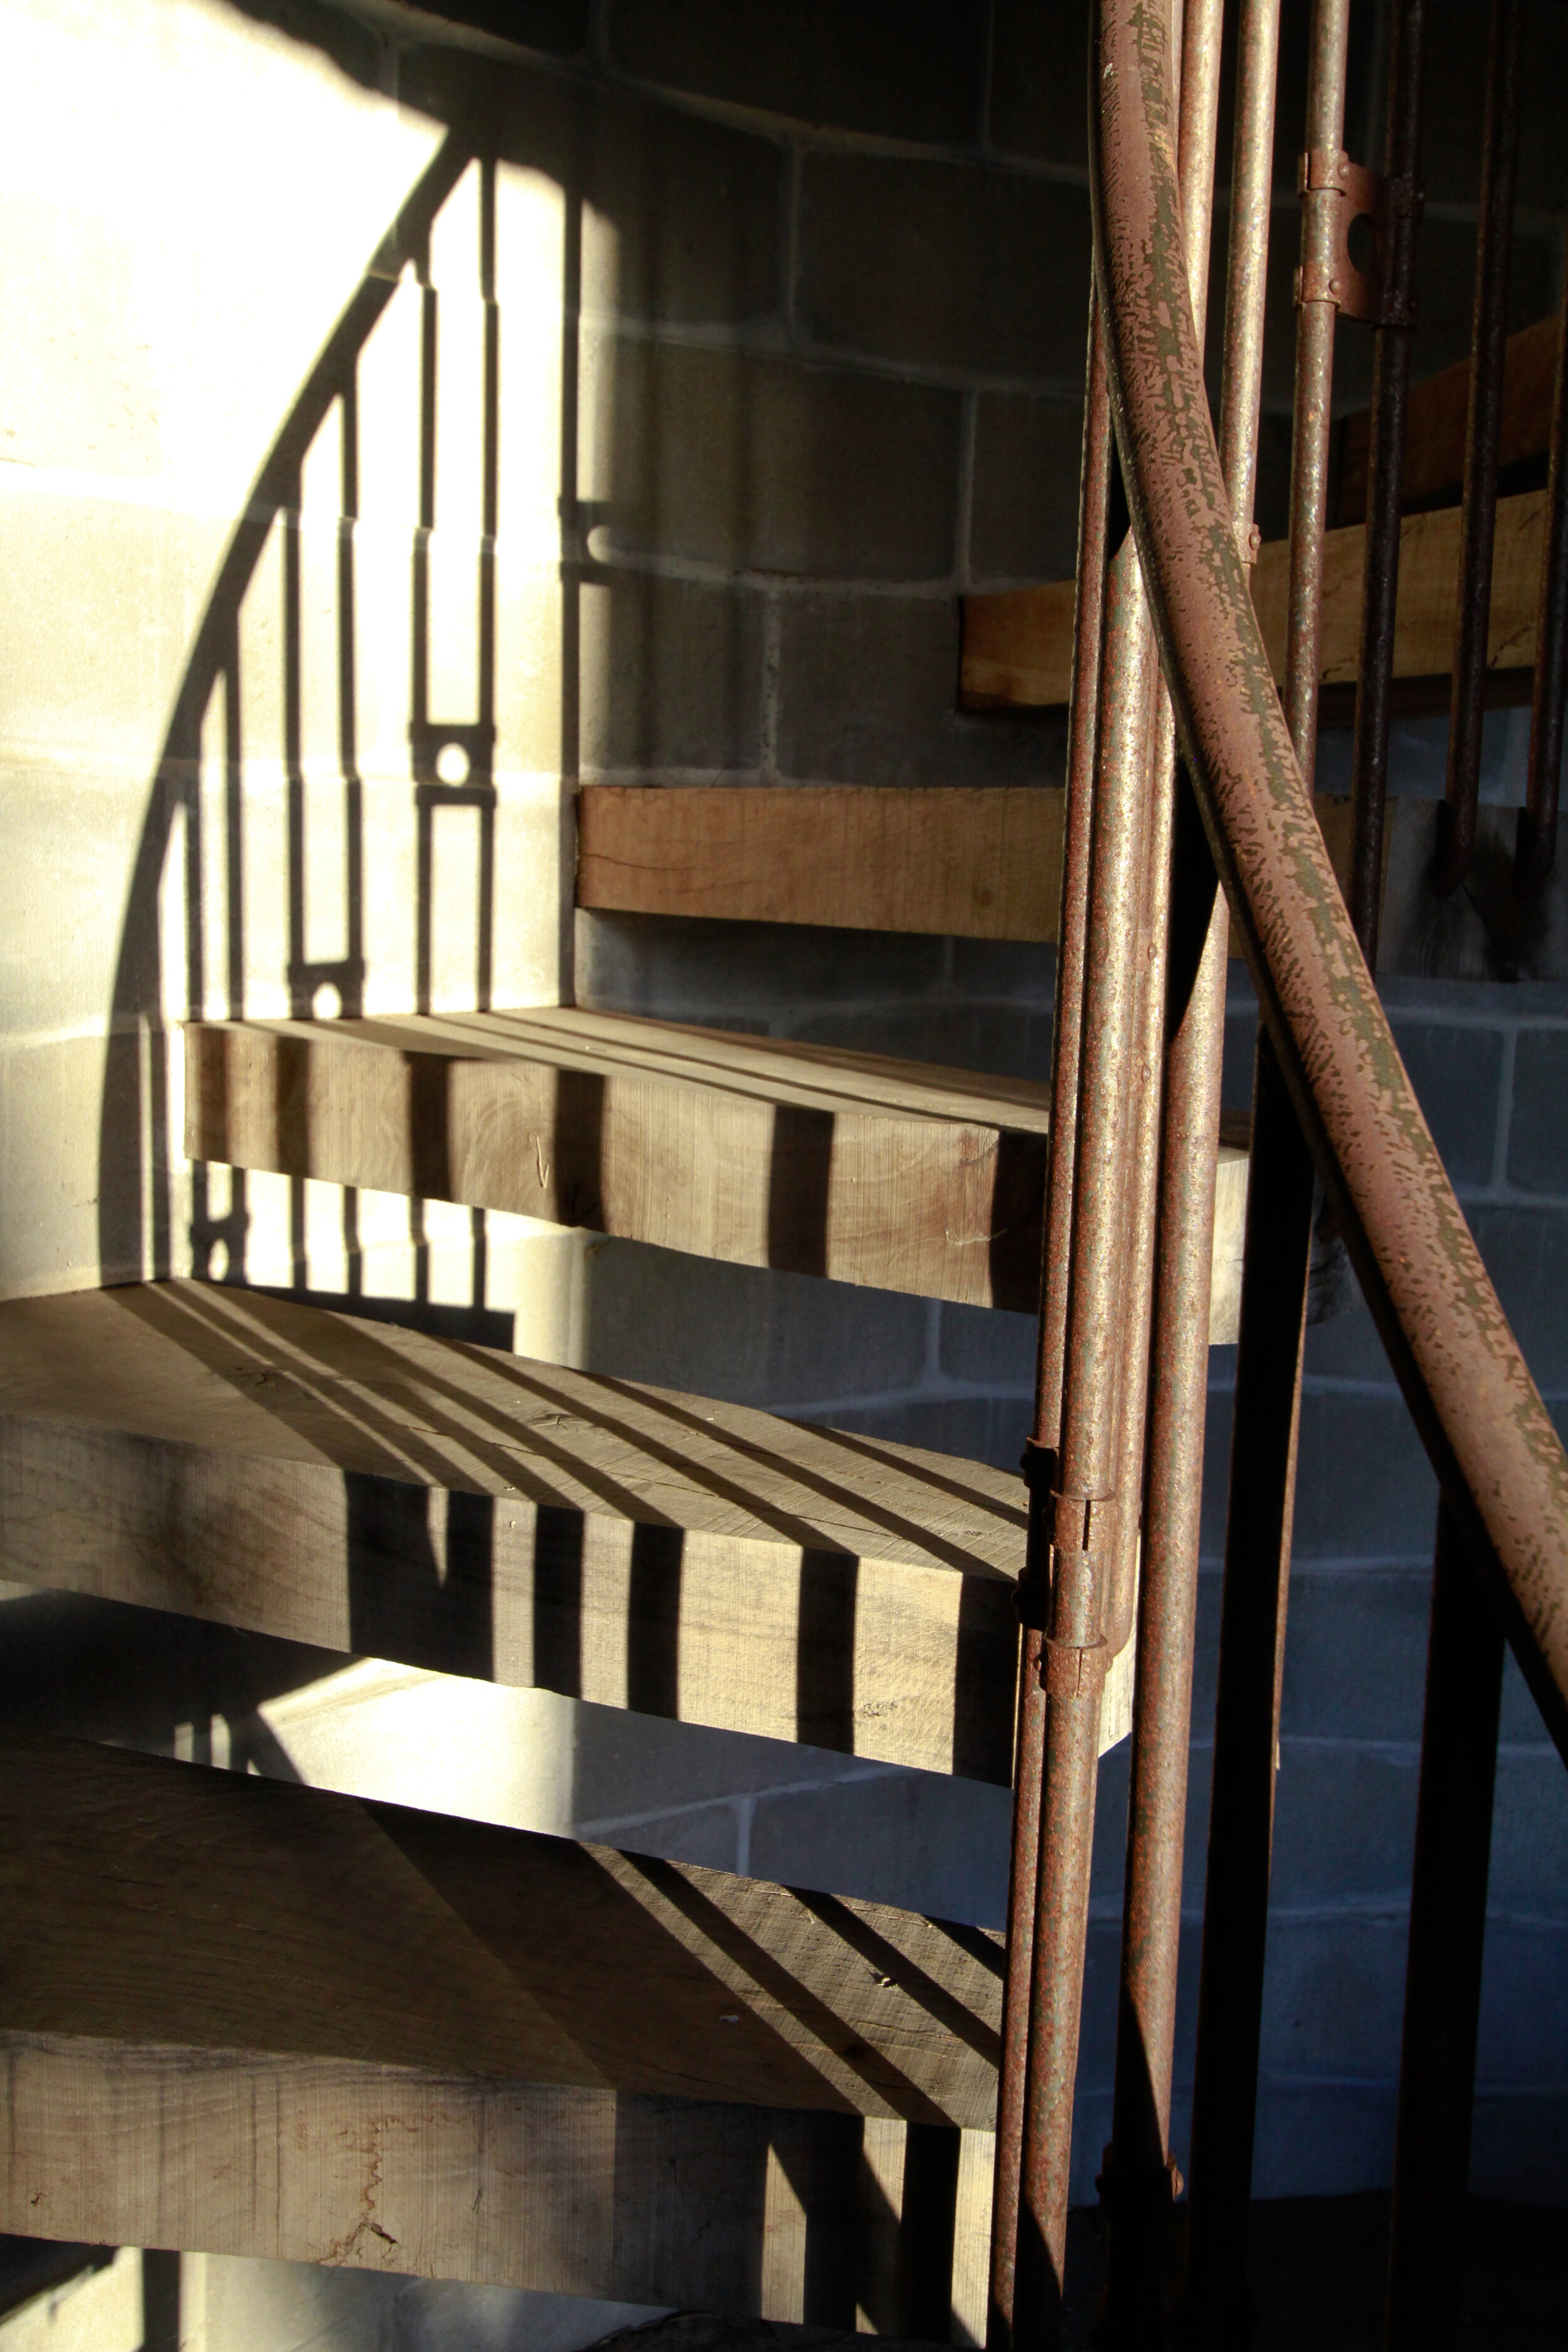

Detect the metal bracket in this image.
[1042,1627,1110,1696]
[1014,1576,1051,1631]
[1294,149,1422,326]
[1019,1436,1057,1493]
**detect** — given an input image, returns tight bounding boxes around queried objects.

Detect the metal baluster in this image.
[1182,2,1353,2339]
[1434,0,1523,896]
[988,292,1115,2352]
[1348,0,1426,966]
[1098,0,1227,2331]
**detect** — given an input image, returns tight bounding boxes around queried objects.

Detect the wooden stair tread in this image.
[263,1005,1057,1131]
[1338,310,1559,522]
[0,1734,997,2311]
[0,1280,1069,1777]
[0,1281,1022,1569]
[186,1007,1248,1329]
[961,484,1548,711]
[0,1735,998,2121]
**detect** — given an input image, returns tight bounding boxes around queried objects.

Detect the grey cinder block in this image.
[937,1301,1037,1391]
[1468,1204,1568,1391]
[1507,1028,1568,1197]
[417,0,589,58]
[777,595,1064,789]
[949,935,1059,1007]
[606,0,989,146]
[581,572,765,775]
[581,91,783,330]
[588,337,963,579]
[987,0,1092,167]
[581,1238,931,1407]
[787,1002,1051,1084]
[576,909,953,1028]
[799,155,1091,379]
[1385,1014,1505,1192]
[969,393,1086,583]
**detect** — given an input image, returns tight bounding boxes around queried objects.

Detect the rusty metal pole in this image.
[1515,292,1568,893]
[1093,0,1568,1759]
[988,296,1115,2352]
[1104,0,1204,1688]
[1097,0,1228,2335]
[1180,1043,1315,2351]
[1384,16,1519,2329]
[1180,2,1352,2341]
[1284,0,1352,776]
[1434,0,1522,897]
[1013,349,1163,2334]
[1383,1507,1506,2351]
[1348,0,1426,967]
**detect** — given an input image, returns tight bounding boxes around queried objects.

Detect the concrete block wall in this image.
[548,0,1568,2216]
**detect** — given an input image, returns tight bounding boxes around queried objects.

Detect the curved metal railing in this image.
[1091,0,1568,1751]
[990,5,1568,2346]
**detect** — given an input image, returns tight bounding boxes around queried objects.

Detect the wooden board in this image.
[960,486,1547,711]
[958,583,1078,711]
[0,1281,1037,1783]
[0,1734,995,2326]
[573,786,1382,976]
[1339,311,1560,523]
[184,1006,1249,1338]
[577,785,1062,942]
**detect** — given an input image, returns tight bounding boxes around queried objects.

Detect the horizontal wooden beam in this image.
[0,1279,1035,1782]
[960,485,1547,711]
[184,1008,1247,1343]
[576,776,1372,950]
[575,785,1380,986]
[577,784,1061,941]
[0,1735,995,2324]
[1339,311,1559,524]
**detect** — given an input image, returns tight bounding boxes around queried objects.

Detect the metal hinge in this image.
[1293,149,1422,327]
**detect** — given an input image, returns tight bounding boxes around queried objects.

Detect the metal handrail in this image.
[1089,0,1568,1762]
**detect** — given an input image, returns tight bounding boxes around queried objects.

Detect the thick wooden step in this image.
[185,1007,1249,1337]
[961,484,1547,712]
[0,1733,995,2331]
[0,1280,1151,1777]
[1338,310,1558,523]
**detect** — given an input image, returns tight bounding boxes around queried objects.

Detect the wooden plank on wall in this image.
[576,785,1378,963]
[576,783,1064,941]
[960,486,1547,711]
[1339,311,1559,523]
[0,1735,999,2320]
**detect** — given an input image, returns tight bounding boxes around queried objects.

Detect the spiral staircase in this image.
[3,3,1567,2348]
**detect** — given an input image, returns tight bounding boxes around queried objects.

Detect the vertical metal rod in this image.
[1104,694,1179,1673]
[1382,16,1519,2322]
[1219,0,1284,531]
[1014,527,1159,2348]
[988,298,1115,2352]
[1515,294,1568,893]
[1183,1034,1316,2348]
[1285,0,1353,783]
[1434,0,1523,897]
[1383,1505,1505,2350]
[1098,0,1227,2333]
[1100,0,1214,1686]
[1348,0,1426,967]
[1182,4,1350,2340]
